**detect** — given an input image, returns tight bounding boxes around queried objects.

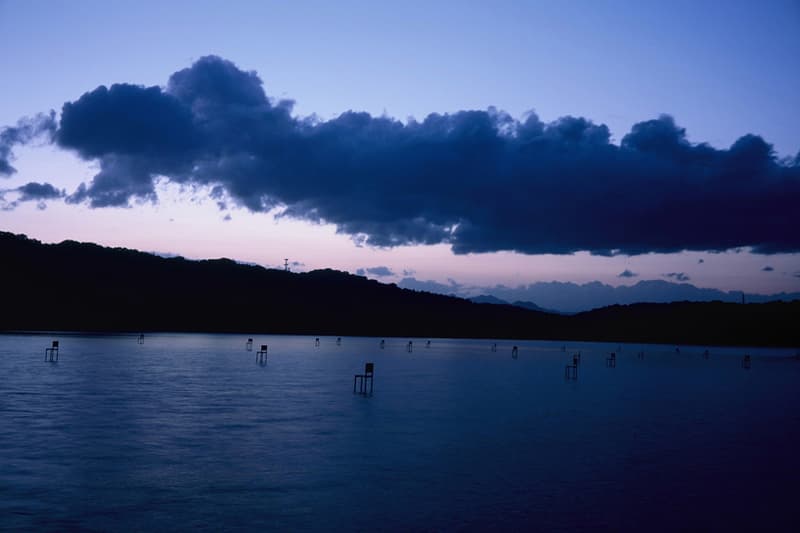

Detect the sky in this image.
[1,0,799,305]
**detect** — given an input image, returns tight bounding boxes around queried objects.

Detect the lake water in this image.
[2,333,799,531]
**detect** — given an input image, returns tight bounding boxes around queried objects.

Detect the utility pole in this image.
[284,258,289,272]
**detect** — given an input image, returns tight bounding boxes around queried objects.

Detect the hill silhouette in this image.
[1,231,797,347]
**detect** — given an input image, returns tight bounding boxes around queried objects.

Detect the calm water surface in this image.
[2,333,799,531]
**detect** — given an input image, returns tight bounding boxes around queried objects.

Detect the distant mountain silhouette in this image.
[406,277,800,313]
[468,295,509,305]
[511,300,568,315]
[1,232,798,347]
[470,295,564,315]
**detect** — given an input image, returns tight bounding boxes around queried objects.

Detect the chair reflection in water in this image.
[45,340,59,362]
[353,363,374,395]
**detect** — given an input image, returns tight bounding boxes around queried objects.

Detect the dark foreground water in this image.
[2,333,799,532]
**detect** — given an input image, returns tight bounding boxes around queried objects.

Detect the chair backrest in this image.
[52,341,59,348]
[365,362,374,375]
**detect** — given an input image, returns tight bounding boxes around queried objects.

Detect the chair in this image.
[256,344,268,363]
[353,363,374,395]
[45,340,59,361]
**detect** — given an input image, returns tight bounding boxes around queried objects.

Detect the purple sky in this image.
[1,1,798,303]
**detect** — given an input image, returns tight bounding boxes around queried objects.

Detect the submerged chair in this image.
[256,344,268,363]
[565,354,579,379]
[565,362,578,380]
[353,363,374,395]
[45,340,59,362]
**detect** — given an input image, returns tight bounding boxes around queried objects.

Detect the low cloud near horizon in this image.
[356,266,396,277]
[2,55,799,256]
[664,272,691,282]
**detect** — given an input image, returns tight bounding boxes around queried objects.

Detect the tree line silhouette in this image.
[1,231,797,347]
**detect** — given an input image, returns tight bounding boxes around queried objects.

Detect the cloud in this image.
[0,112,57,176]
[761,265,774,271]
[0,181,65,210]
[355,266,396,277]
[17,181,65,201]
[7,55,800,255]
[618,269,638,278]
[399,276,464,295]
[0,198,15,211]
[664,272,691,282]
[368,266,396,277]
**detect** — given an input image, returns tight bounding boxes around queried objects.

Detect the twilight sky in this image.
[1,0,799,302]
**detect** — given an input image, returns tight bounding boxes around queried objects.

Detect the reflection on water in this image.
[1,333,799,531]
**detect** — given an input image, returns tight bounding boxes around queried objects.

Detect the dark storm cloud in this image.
[664,272,691,282]
[0,112,57,175]
[16,55,799,255]
[618,269,638,278]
